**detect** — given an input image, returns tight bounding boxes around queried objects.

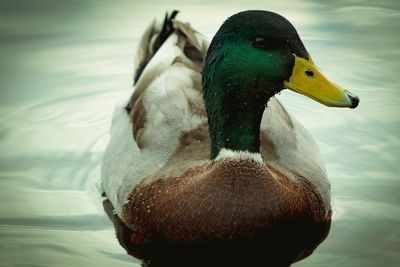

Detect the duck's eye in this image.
[252,37,268,49]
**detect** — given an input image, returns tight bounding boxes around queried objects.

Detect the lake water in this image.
[0,0,399,266]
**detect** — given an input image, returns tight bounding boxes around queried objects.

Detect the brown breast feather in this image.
[122,160,328,245]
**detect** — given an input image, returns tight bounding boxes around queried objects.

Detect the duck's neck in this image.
[209,104,264,159]
[204,80,275,160]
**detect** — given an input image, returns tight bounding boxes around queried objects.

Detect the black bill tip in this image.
[345,90,360,109]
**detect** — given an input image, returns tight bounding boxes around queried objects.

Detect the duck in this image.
[101,10,359,267]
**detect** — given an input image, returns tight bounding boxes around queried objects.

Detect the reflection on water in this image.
[0,0,399,266]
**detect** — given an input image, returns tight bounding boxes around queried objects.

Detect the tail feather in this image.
[153,10,179,54]
[127,11,210,113]
[133,10,180,84]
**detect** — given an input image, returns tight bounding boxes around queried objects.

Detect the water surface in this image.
[0,0,399,266]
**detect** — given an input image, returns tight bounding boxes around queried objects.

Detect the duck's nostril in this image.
[305,70,314,77]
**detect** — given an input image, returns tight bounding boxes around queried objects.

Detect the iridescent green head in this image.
[202,10,359,159]
[203,11,309,93]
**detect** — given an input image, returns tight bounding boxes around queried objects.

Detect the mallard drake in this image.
[101,10,359,266]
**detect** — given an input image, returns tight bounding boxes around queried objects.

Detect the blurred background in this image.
[0,0,399,266]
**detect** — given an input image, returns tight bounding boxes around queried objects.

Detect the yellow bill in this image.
[284,55,359,108]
